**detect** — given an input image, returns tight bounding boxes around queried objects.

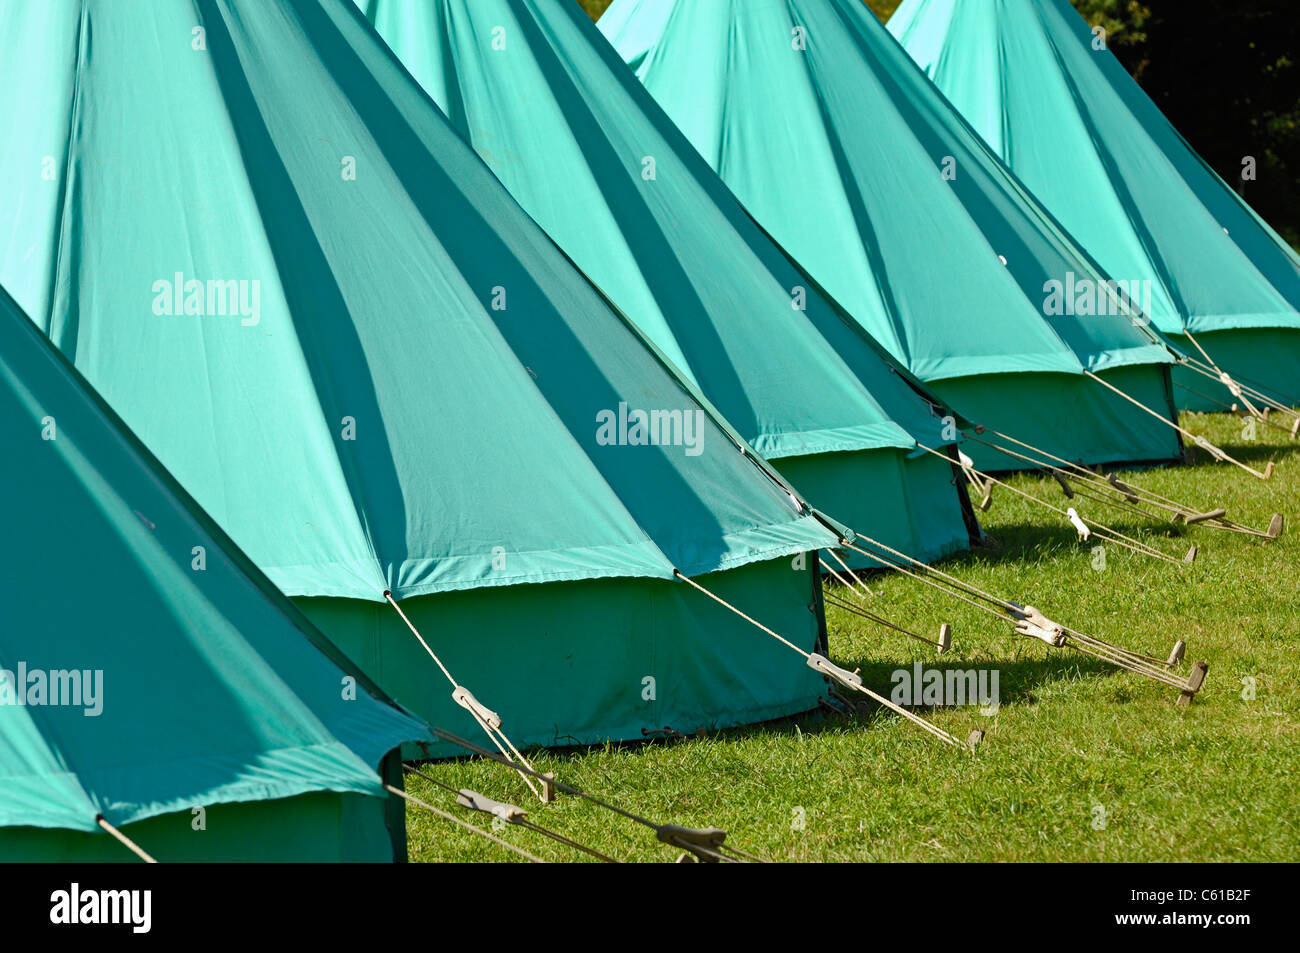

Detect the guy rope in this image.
[958,426,1284,542]
[913,444,1198,565]
[1099,284,1297,442]
[1084,371,1275,480]
[384,590,546,801]
[424,727,765,862]
[402,764,621,863]
[1174,379,1300,441]
[821,523,1208,704]
[820,547,953,653]
[1176,330,1300,438]
[384,784,547,862]
[672,571,982,750]
[97,816,157,863]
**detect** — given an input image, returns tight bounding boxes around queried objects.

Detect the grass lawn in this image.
[403,411,1299,862]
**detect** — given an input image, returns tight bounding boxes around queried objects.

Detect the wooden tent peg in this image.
[1176,661,1209,706]
[1166,640,1186,669]
[456,788,528,823]
[1107,472,1140,503]
[1052,470,1074,498]
[1183,508,1227,525]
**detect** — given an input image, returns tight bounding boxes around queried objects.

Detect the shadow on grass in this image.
[827,521,1189,576]
[965,523,1190,566]
[1182,438,1300,468]
[660,648,1122,745]
[402,650,1143,771]
[835,652,1118,711]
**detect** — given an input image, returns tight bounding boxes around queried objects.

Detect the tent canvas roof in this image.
[0,284,426,834]
[356,0,956,464]
[598,0,1176,386]
[0,0,835,604]
[889,0,1300,339]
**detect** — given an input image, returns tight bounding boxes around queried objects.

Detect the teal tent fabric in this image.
[600,0,1185,471]
[0,0,839,750]
[355,0,976,564]
[298,554,831,755]
[0,284,425,860]
[353,0,977,564]
[0,0,831,600]
[4,791,401,862]
[890,0,1300,412]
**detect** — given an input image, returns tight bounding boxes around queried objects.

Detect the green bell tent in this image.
[889,0,1300,414]
[599,0,1185,472]
[0,284,426,862]
[0,0,840,755]
[355,0,977,567]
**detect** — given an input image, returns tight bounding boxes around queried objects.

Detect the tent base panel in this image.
[297,556,827,759]
[773,447,975,570]
[1171,327,1300,413]
[0,791,401,862]
[929,364,1183,473]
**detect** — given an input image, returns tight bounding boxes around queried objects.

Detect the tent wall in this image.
[930,365,1183,472]
[774,447,974,567]
[1170,328,1300,413]
[297,556,827,756]
[0,792,401,862]
[381,750,408,862]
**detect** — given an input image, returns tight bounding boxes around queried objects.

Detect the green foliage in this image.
[868,0,903,20]
[1136,1,1300,247]
[405,413,1300,862]
[1072,0,1154,58]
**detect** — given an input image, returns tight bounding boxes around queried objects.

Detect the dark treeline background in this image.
[578,0,1300,247]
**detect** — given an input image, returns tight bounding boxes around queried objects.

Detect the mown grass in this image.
[404,411,1299,862]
